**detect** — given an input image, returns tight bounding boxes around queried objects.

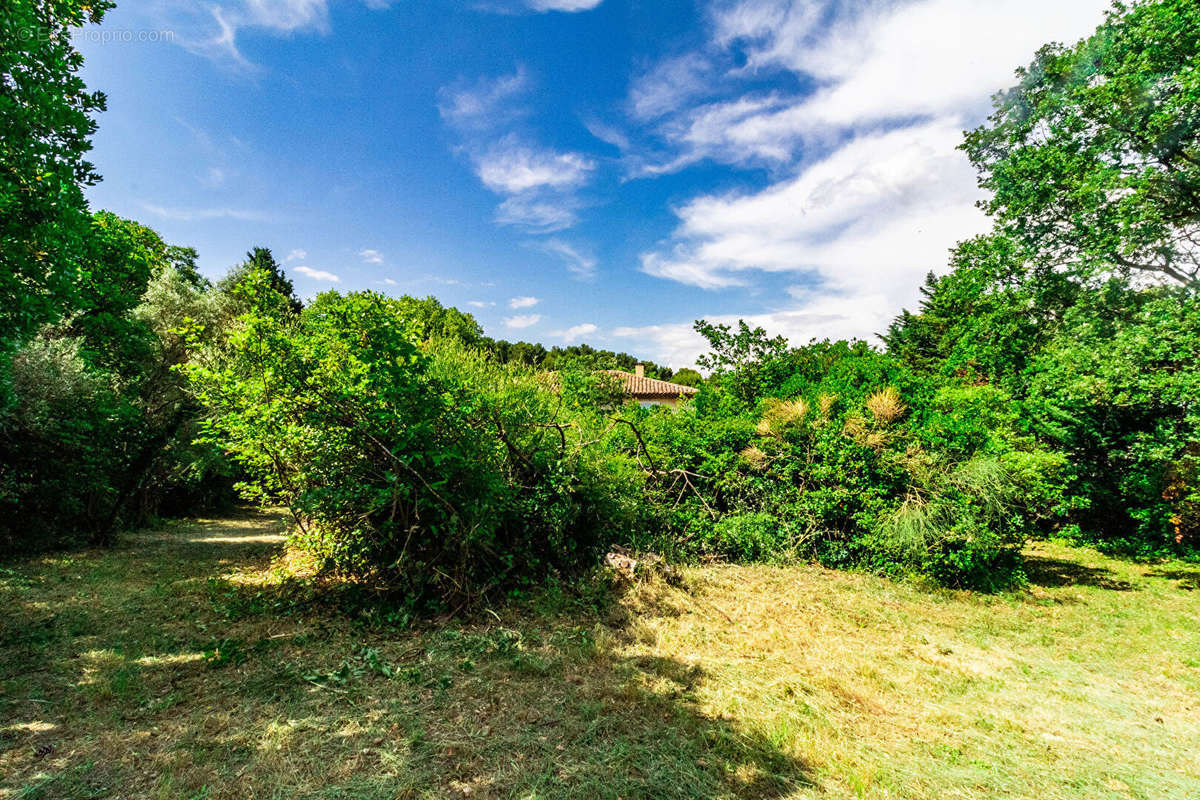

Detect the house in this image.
[604,365,698,408]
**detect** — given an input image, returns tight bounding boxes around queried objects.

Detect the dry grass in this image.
[758,399,810,437]
[2,511,1199,799]
[865,388,906,424]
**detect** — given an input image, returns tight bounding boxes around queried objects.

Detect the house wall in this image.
[636,397,681,408]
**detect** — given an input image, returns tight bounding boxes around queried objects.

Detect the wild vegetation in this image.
[3,0,1199,795]
[3,0,1199,602]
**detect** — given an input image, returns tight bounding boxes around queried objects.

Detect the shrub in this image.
[703,513,790,562]
[188,285,644,610]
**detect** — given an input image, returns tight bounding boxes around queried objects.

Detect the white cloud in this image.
[169,1,391,69]
[526,0,604,11]
[468,300,497,308]
[509,296,540,309]
[200,166,229,188]
[359,248,384,263]
[645,0,1109,171]
[529,239,597,280]
[643,119,983,292]
[504,314,542,329]
[475,137,594,194]
[629,52,714,121]
[293,265,341,282]
[613,293,896,369]
[439,74,594,231]
[381,278,398,286]
[495,195,580,233]
[719,0,1106,127]
[141,203,276,222]
[625,0,1111,354]
[551,323,599,342]
[438,70,529,132]
[285,248,307,262]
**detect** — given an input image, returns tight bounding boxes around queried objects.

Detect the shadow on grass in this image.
[1,511,811,799]
[1023,555,1134,591]
[1143,567,1200,590]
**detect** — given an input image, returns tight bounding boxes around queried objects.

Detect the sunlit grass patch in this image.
[1,513,1198,798]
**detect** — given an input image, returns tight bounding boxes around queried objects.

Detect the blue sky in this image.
[78,0,1110,367]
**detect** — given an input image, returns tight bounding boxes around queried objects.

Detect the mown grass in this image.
[1,510,1198,799]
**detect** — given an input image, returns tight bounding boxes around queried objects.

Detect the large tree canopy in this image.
[0,1,113,356]
[963,0,1200,287]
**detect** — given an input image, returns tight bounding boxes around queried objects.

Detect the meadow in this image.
[3,510,1197,799]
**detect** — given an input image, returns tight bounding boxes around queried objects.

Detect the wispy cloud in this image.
[481,0,604,12]
[640,119,984,297]
[141,203,276,222]
[629,52,715,122]
[613,293,896,369]
[530,0,604,9]
[496,196,581,233]
[285,248,307,262]
[526,0,604,10]
[438,69,529,131]
[468,300,497,308]
[528,238,597,280]
[509,296,540,309]
[439,71,595,232]
[475,137,594,194]
[359,248,384,263]
[163,1,391,70]
[504,313,542,329]
[551,322,599,342]
[293,265,341,282]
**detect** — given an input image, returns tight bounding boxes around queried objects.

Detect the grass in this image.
[2,510,1198,799]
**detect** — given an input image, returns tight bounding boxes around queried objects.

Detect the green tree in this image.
[1,0,112,388]
[963,0,1200,287]
[392,295,484,347]
[220,248,303,315]
[694,320,790,404]
[670,368,703,388]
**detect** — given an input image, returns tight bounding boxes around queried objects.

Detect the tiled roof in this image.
[602,370,698,398]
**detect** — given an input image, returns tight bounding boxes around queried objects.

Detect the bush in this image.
[188,284,644,610]
[702,513,792,562]
[627,344,1068,587]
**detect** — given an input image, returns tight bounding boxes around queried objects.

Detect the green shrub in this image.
[702,513,791,562]
[188,284,644,610]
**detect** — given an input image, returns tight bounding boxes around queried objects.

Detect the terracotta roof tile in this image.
[602,370,698,398]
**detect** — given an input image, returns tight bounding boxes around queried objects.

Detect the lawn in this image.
[1,511,1198,799]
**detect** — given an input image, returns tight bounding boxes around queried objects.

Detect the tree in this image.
[1,0,112,389]
[694,320,790,404]
[963,0,1200,287]
[220,248,303,315]
[670,368,703,388]
[391,295,484,347]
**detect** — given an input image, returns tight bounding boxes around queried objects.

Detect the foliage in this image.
[187,283,645,609]
[1024,288,1200,551]
[624,339,1066,587]
[0,214,234,551]
[963,0,1200,287]
[694,320,791,405]
[0,0,112,403]
[884,0,1200,557]
[486,338,674,380]
[218,248,303,315]
[669,367,703,388]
